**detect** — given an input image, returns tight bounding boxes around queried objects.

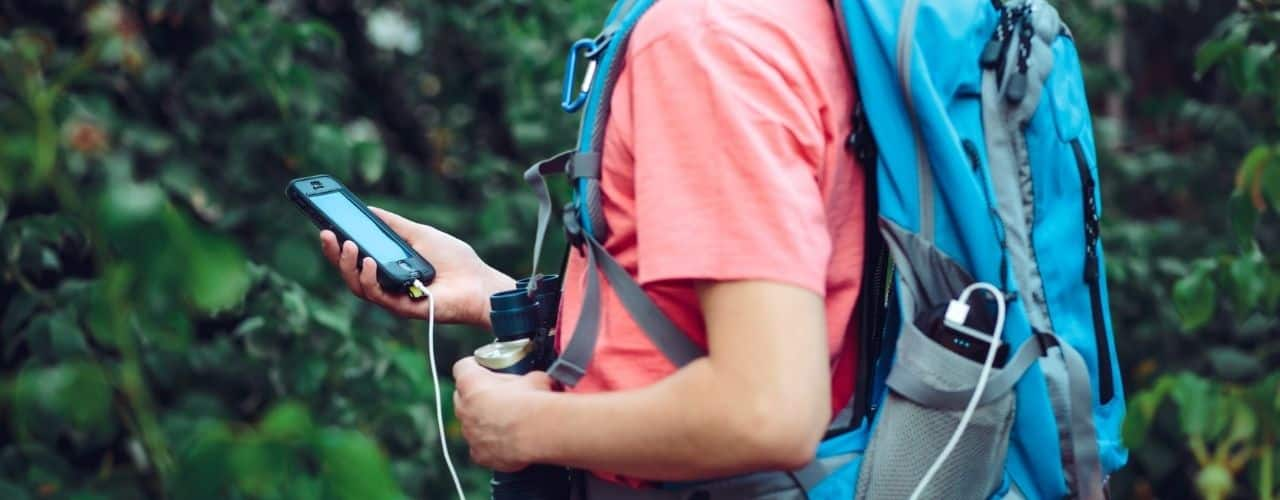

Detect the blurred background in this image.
[0,0,1275,498]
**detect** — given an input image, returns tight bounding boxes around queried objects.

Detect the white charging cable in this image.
[908,282,1007,500]
[418,282,468,500]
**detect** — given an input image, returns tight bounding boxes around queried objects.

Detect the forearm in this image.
[519,358,820,481]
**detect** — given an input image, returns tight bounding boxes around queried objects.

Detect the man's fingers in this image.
[358,258,387,302]
[452,356,487,393]
[369,206,419,235]
[338,241,365,296]
[319,231,340,266]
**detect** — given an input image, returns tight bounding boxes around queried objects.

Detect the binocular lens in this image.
[490,289,539,342]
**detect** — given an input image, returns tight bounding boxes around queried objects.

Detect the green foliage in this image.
[1087,0,1280,498]
[0,0,596,497]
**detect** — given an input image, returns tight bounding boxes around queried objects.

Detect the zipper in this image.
[1072,139,1114,404]
[847,103,892,426]
[963,139,1011,291]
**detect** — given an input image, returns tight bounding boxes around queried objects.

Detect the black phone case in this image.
[286,175,435,294]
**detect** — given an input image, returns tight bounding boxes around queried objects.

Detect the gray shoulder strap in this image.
[548,235,704,386]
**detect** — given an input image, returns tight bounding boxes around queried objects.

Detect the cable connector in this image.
[944,299,971,328]
[408,279,429,299]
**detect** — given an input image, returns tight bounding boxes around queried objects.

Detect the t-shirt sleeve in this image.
[627,21,832,295]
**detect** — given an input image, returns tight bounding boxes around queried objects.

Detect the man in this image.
[320,0,865,490]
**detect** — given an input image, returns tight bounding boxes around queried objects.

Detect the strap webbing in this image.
[548,234,704,386]
[1059,338,1104,500]
[523,151,575,288]
[523,151,704,387]
[895,0,934,240]
[885,333,1041,410]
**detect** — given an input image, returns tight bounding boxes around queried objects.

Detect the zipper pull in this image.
[980,38,1003,69]
[1005,72,1027,103]
[980,7,1008,68]
[1005,6,1034,104]
[1084,247,1098,282]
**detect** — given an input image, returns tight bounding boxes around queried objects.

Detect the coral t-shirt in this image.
[555,0,865,467]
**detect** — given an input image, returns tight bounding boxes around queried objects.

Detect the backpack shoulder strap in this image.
[529,0,707,388]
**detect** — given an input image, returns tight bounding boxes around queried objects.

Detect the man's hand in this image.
[451,357,554,472]
[319,207,514,326]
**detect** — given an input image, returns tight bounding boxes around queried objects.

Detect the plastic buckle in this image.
[562,201,586,249]
[560,38,599,113]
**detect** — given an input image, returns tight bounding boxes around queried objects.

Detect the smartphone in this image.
[286,175,435,297]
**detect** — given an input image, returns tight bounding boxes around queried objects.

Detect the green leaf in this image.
[390,348,429,396]
[98,182,166,236]
[1229,253,1268,315]
[1225,400,1257,445]
[173,420,234,499]
[1207,347,1263,382]
[1264,145,1280,213]
[228,438,290,497]
[290,21,340,43]
[353,142,387,184]
[260,401,313,443]
[185,233,250,312]
[1169,372,1228,440]
[1196,37,1245,78]
[315,429,405,500]
[47,310,89,358]
[13,363,113,436]
[1240,43,1277,94]
[1173,262,1218,331]
[307,124,352,177]
[1228,191,1259,249]
[1123,390,1163,449]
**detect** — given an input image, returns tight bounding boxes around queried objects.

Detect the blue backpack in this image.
[522,0,1128,498]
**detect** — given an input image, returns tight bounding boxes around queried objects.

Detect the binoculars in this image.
[474,275,572,500]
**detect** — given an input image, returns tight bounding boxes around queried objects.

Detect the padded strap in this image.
[570,152,602,179]
[548,234,705,386]
[1059,339,1104,500]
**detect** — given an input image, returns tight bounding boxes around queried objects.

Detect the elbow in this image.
[735,396,826,471]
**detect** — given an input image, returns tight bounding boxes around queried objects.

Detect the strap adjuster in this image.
[562,201,585,249]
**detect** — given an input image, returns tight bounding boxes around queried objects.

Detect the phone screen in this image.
[311,192,407,262]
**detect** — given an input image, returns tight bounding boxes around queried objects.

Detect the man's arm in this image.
[453,280,831,480]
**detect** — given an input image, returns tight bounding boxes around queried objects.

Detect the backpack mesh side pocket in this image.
[855,322,1016,500]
